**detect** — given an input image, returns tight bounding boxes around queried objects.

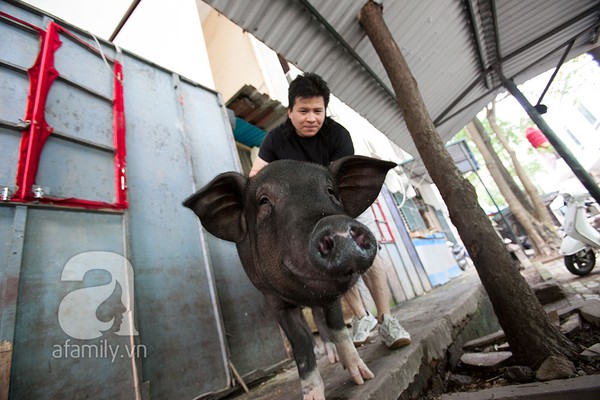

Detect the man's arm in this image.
[330,123,355,160]
[249,156,269,177]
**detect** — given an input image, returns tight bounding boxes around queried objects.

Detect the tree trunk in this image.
[486,102,554,227]
[358,0,578,367]
[466,122,553,257]
[470,117,534,214]
[485,104,561,252]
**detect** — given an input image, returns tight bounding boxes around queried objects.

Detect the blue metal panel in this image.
[9,209,137,400]
[36,136,116,202]
[0,128,20,189]
[233,117,267,148]
[0,14,40,69]
[0,69,30,124]
[382,187,432,294]
[0,206,25,346]
[1,2,252,399]
[0,207,15,270]
[178,80,288,376]
[121,58,230,398]
[45,79,114,149]
[53,30,114,100]
[0,2,46,28]
[413,235,462,287]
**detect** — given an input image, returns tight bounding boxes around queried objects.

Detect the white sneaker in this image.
[351,313,378,346]
[379,314,411,349]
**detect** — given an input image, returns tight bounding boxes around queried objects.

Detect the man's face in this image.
[288,96,325,138]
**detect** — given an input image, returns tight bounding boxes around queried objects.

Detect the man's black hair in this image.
[287,72,330,110]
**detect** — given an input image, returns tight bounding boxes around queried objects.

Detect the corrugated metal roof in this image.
[203,0,600,159]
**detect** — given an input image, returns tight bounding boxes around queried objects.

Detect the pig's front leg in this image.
[268,297,325,400]
[311,306,339,364]
[322,300,375,384]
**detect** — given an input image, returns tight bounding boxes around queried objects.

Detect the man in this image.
[249,73,352,176]
[249,72,411,349]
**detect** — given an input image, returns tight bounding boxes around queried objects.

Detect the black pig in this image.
[183,155,396,400]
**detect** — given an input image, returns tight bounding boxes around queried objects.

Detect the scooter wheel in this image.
[564,249,596,276]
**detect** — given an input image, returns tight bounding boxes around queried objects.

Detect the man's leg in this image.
[362,254,411,349]
[343,283,377,346]
[361,254,391,320]
[344,282,367,317]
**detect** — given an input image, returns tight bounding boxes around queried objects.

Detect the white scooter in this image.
[559,193,600,276]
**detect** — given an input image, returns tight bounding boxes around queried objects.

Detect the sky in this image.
[22,0,130,39]
[22,0,215,88]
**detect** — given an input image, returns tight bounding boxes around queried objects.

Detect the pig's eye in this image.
[327,187,341,206]
[259,195,271,207]
[258,195,272,218]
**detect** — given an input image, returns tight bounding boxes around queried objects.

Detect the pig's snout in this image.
[309,215,377,275]
[316,226,370,255]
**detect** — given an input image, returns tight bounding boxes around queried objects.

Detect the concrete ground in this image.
[537,256,600,302]
[225,257,600,400]
[440,257,600,400]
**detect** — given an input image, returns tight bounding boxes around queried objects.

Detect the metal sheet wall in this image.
[176,79,289,376]
[10,209,137,399]
[0,2,287,399]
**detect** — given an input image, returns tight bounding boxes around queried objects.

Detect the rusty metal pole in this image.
[500,72,600,204]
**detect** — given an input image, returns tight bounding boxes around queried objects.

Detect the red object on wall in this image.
[14,21,61,201]
[525,127,549,148]
[1,11,128,210]
[370,199,395,244]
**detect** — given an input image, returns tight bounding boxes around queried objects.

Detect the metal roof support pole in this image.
[534,40,574,111]
[499,72,600,204]
[109,0,142,42]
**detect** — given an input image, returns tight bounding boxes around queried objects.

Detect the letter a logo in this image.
[58,251,139,340]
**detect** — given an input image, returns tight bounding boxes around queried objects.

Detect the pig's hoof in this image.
[313,342,338,363]
[302,370,325,400]
[324,342,339,364]
[348,361,375,385]
[303,389,326,400]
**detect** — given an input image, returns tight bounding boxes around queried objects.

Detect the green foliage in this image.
[453,114,544,211]
[451,53,597,213]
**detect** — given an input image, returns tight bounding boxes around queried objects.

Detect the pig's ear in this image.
[183,172,247,243]
[329,156,397,218]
